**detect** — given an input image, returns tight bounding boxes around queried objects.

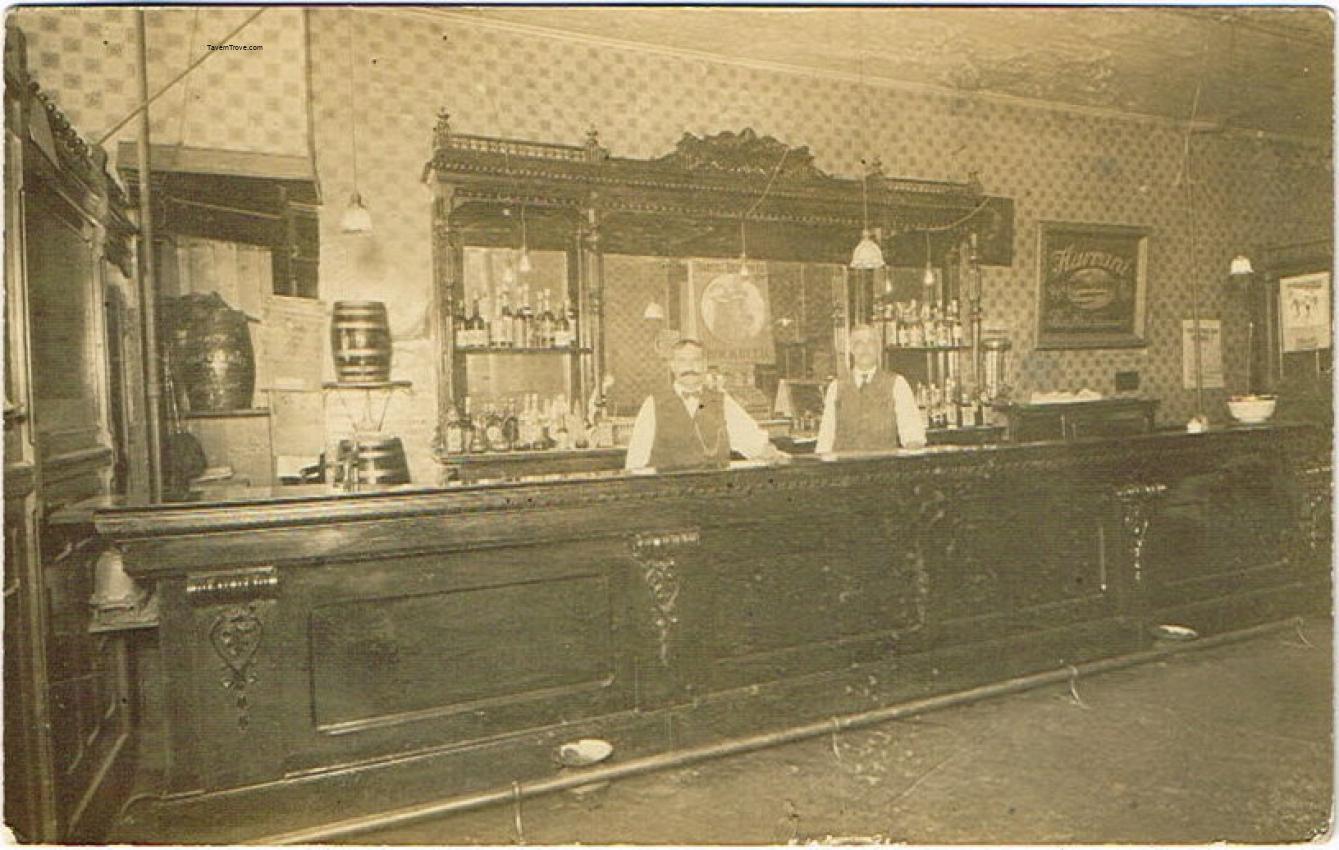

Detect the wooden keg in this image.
[330,301,392,383]
[334,436,411,488]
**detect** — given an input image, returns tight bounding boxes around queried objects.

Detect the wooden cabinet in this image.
[3,27,140,842]
[1001,398,1159,442]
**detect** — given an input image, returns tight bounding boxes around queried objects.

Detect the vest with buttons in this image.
[649,383,731,471]
[832,370,904,451]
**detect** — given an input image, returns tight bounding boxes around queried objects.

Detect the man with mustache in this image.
[625,339,789,471]
[816,324,926,453]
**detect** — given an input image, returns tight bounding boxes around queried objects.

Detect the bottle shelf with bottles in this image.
[439,244,616,464]
[452,275,583,352]
[865,261,992,433]
[434,390,606,456]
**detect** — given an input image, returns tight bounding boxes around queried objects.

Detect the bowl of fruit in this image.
[1226,394,1277,425]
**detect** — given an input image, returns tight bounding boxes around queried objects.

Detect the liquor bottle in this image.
[539,292,556,348]
[515,287,533,348]
[553,298,574,348]
[553,401,571,450]
[524,394,541,450]
[501,401,519,451]
[550,397,564,449]
[457,300,472,349]
[467,298,488,348]
[962,390,976,430]
[495,290,514,348]
[565,299,579,346]
[533,394,551,449]
[443,403,465,453]
[481,405,502,452]
[590,392,614,448]
[464,397,483,453]
[453,298,468,347]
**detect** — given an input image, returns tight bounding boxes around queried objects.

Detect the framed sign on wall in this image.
[1279,271,1331,353]
[1036,222,1150,349]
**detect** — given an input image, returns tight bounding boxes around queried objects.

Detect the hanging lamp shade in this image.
[518,248,533,274]
[850,229,886,270]
[1229,255,1255,276]
[642,301,665,321]
[340,191,372,234]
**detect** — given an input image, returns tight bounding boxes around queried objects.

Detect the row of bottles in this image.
[434,392,616,455]
[875,297,964,349]
[454,288,578,350]
[914,378,991,429]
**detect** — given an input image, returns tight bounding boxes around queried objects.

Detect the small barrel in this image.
[335,436,411,488]
[331,301,392,383]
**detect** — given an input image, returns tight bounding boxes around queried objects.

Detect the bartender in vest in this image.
[815,324,927,452]
[625,339,789,471]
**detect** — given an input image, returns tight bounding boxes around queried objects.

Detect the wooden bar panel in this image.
[310,573,617,731]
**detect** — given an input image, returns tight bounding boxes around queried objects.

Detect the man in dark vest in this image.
[816,324,926,453]
[625,339,789,472]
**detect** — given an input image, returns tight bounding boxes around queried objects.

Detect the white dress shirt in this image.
[624,388,773,470]
[815,369,927,453]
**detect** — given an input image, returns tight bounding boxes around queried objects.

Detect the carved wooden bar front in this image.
[95,425,1328,843]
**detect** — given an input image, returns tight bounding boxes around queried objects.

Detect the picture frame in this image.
[1036,222,1150,349]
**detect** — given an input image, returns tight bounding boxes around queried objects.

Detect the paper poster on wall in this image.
[684,259,775,363]
[1280,272,1331,352]
[1182,319,1223,389]
[263,295,328,391]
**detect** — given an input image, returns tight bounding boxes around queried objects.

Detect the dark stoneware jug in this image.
[164,292,256,412]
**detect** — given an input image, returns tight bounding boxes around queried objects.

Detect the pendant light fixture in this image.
[849,175,886,270]
[340,11,372,234]
[849,13,885,271]
[518,204,533,273]
[738,219,751,280]
[922,231,936,289]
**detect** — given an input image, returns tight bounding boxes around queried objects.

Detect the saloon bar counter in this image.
[7,9,1333,845]
[95,423,1330,843]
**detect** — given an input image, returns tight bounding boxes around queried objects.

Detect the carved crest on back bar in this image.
[654,128,829,181]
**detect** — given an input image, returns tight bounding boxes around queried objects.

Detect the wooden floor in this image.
[356,617,1333,844]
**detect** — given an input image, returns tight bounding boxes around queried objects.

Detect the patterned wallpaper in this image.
[13,8,1332,479]
[12,6,309,156]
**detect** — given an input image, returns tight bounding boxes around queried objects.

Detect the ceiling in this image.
[451,6,1333,140]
